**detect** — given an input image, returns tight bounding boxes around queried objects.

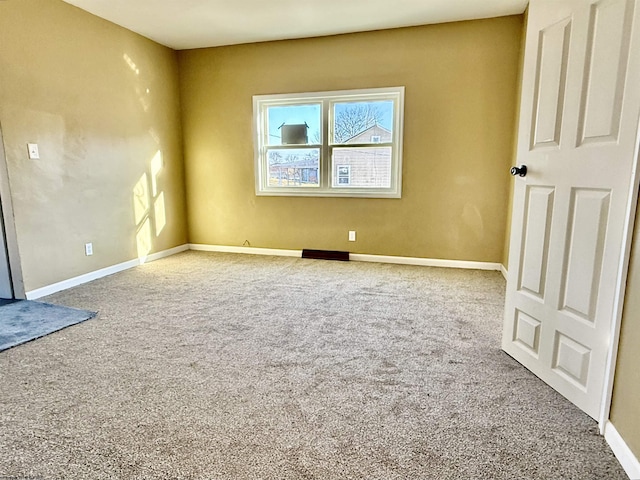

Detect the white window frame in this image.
[253,86,404,198]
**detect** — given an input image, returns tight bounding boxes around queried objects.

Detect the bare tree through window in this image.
[334,104,384,143]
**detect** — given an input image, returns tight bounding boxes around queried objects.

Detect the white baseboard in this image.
[189,243,301,257]
[191,244,501,271]
[25,244,502,299]
[25,244,189,300]
[350,253,501,271]
[142,244,189,263]
[500,264,508,280]
[605,421,640,480]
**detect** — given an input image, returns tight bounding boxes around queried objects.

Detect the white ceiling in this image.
[61,0,528,50]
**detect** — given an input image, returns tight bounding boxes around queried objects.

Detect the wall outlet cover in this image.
[27,143,39,159]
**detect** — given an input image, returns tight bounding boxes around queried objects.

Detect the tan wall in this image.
[179,16,523,261]
[502,8,528,271]
[610,202,640,458]
[0,0,188,292]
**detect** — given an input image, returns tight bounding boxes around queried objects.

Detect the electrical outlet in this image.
[27,143,39,159]
[85,242,93,256]
[349,231,356,242]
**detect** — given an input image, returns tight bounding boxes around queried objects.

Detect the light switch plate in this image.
[27,143,39,159]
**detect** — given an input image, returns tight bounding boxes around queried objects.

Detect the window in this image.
[253,87,404,198]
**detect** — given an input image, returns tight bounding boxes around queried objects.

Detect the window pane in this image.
[267,104,321,146]
[267,148,320,187]
[332,100,394,144]
[332,147,392,188]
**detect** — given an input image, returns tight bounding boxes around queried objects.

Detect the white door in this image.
[503,0,640,420]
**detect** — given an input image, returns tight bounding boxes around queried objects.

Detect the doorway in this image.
[0,122,23,300]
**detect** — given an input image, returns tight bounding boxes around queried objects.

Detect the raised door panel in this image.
[559,188,611,323]
[578,0,634,145]
[513,310,543,357]
[552,332,591,389]
[531,17,571,149]
[518,186,555,299]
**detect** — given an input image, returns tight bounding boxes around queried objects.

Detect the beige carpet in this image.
[0,251,627,479]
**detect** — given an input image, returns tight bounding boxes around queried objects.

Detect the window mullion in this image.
[321,99,330,190]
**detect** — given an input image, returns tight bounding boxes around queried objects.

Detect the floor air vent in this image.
[301,249,349,261]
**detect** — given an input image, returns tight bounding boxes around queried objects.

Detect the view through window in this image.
[253,87,404,197]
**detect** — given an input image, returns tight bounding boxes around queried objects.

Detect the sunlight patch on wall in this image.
[134,172,152,260]
[123,53,140,75]
[123,52,150,111]
[137,86,150,112]
[151,150,163,196]
[136,217,152,260]
[149,128,161,145]
[132,150,167,261]
[133,172,149,226]
[154,192,166,235]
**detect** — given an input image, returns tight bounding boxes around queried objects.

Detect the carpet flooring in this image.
[0,251,628,479]
[0,300,96,352]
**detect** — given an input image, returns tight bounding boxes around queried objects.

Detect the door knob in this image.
[510,165,527,177]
